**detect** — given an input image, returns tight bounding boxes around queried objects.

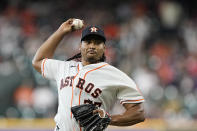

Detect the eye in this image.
[95,40,103,45]
[87,40,91,44]
[84,39,103,45]
[84,40,91,44]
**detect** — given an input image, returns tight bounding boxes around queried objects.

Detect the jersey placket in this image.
[70,64,85,131]
[71,63,108,114]
[70,64,80,118]
[71,63,109,131]
[78,63,108,107]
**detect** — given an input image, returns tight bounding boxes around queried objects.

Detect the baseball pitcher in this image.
[32,18,145,131]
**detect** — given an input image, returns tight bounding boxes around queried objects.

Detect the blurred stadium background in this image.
[0,0,197,131]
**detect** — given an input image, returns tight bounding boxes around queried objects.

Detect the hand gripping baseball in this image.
[71,104,111,131]
[58,18,84,34]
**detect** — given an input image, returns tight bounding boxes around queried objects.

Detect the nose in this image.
[88,41,96,48]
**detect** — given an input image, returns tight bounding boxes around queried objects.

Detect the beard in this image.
[86,55,100,63]
[84,52,105,63]
[81,51,105,64]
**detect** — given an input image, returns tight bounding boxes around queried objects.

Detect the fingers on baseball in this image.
[68,18,74,25]
[82,20,85,28]
[66,18,75,31]
[71,25,75,31]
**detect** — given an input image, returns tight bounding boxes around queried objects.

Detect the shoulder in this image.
[65,60,80,66]
[104,64,128,76]
[104,64,136,82]
[50,59,79,65]
[44,59,80,68]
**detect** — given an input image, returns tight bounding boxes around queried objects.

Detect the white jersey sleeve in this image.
[41,58,68,80]
[106,65,145,104]
[117,77,144,104]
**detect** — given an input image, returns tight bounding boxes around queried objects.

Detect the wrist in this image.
[57,26,72,35]
[57,28,67,35]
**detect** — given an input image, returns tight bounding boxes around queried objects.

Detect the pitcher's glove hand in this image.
[71,104,111,131]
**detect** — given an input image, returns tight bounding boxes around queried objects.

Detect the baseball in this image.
[72,19,84,29]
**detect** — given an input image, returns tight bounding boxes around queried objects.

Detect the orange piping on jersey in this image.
[70,64,80,118]
[120,99,144,104]
[78,89,83,105]
[42,58,47,77]
[78,63,108,105]
[77,64,79,71]
[83,63,108,79]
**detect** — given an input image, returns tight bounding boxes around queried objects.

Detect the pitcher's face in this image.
[80,35,105,63]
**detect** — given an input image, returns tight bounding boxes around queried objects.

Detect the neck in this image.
[81,58,100,66]
[82,61,91,66]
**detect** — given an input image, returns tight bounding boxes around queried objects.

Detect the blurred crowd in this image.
[0,0,197,124]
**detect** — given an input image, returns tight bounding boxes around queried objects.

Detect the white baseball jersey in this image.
[41,58,144,131]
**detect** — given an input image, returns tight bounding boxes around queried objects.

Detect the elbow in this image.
[32,59,36,68]
[139,114,145,123]
[32,58,42,73]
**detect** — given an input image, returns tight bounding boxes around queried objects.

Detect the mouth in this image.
[87,50,96,54]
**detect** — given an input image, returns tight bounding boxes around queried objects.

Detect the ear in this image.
[103,43,106,50]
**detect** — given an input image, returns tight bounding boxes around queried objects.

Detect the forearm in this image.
[109,103,145,126]
[110,113,144,126]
